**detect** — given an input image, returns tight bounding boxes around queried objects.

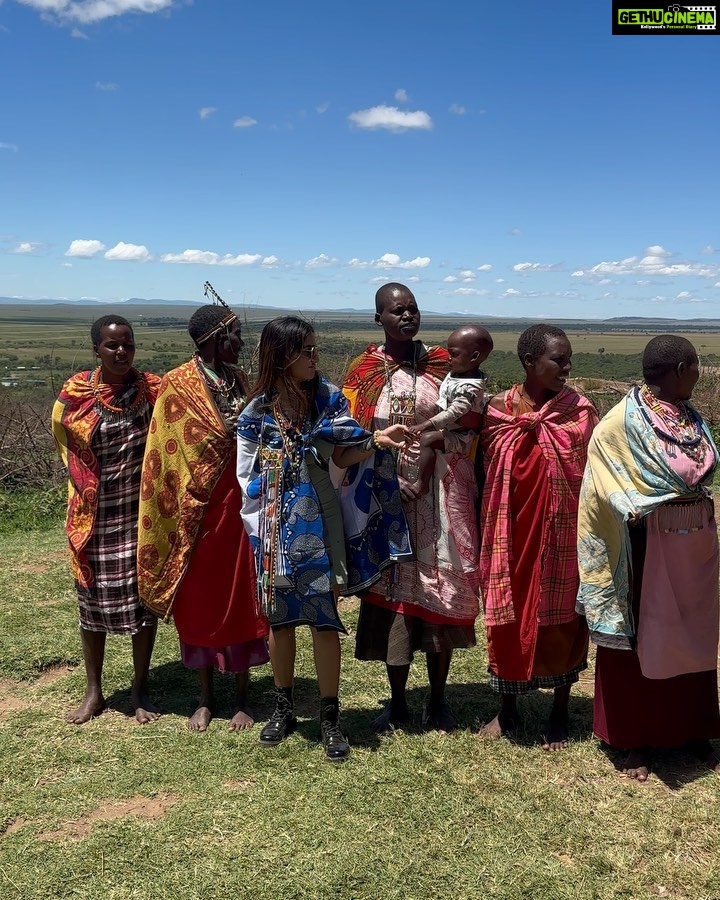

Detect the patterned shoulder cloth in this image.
[576,387,718,646]
[137,360,238,619]
[52,369,161,588]
[343,342,449,431]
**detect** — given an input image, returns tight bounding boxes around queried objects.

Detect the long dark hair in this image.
[246,316,316,410]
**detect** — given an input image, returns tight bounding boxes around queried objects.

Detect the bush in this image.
[0,484,66,533]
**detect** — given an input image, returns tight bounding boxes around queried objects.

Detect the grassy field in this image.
[2,524,720,899]
[6,301,720,403]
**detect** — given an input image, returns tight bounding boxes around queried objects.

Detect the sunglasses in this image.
[299,345,319,358]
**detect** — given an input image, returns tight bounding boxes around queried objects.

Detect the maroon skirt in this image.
[594,645,720,749]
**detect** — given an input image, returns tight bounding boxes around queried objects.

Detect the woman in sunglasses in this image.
[237,316,412,761]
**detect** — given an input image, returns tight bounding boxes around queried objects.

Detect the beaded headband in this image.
[195,281,238,345]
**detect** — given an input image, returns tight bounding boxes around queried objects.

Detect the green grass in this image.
[2,527,720,899]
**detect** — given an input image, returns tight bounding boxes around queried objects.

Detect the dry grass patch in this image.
[36,794,178,842]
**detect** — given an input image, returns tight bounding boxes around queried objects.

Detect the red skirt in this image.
[172,462,268,649]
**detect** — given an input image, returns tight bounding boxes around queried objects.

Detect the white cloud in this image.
[233,116,257,129]
[62,262,73,268]
[161,249,262,266]
[459,269,475,281]
[513,262,561,273]
[394,88,409,102]
[65,238,106,258]
[495,278,505,284]
[96,81,117,90]
[161,249,221,265]
[221,253,262,266]
[16,0,176,25]
[510,227,522,236]
[12,242,42,254]
[306,254,338,269]
[715,282,720,288]
[476,264,492,272]
[407,275,420,282]
[676,291,691,299]
[0,142,18,152]
[199,106,217,120]
[347,252,431,270]
[572,245,720,280]
[504,287,522,296]
[71,27,88,38]
[448,103,466,115]
[443,276,458,283]
[348,105,432,133]
[105,241,150,261]
[453,287,488,296]
[700,245,717,255]
[262,255,280,267]
[316,102,330,114]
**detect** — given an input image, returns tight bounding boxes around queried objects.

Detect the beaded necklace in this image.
[91,366,148,423]
[273,400,310,476]
[383,343,420,484]
[638,383,707,463]
[194,354,243,421]
[383,343,418,426]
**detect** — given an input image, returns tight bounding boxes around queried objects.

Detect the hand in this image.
[398,475,421,501]
[408,421,431,436]
[627,511,641,527]
[376,424,416,450]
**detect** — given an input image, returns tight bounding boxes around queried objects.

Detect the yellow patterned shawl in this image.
[137,360,239,619]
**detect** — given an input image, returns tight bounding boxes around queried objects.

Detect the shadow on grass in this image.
[597,741,720,790]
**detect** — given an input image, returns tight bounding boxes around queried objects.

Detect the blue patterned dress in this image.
[237,377,410,631]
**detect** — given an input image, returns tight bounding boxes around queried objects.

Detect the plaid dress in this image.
[77,391,155,634]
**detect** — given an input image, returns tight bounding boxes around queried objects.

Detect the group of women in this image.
[52,283,720,778]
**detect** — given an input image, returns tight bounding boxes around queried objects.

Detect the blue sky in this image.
[1,0,718,317]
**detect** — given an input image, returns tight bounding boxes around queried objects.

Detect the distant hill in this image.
[3,298,720,330]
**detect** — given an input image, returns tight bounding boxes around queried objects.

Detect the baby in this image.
[409,324,493,494]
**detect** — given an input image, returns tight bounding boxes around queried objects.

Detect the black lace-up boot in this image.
[320,696,350,762]
[259,686,296,746]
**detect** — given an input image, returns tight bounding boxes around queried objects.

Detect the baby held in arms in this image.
[409,324,493,495]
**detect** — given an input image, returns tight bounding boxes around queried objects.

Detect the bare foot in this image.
[477,711,516,740]
[372,702,410,735]
[621,748,650,781]
[422,702,457,734]
[132,693,160,725]
[187,706,213,732]
[66,694,105,725]
[686,740,720,771]
[542,711,569,752]
[229,707,255,731]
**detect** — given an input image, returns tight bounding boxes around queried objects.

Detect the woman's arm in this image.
[331,423,413,468]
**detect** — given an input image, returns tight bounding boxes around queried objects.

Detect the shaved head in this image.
[375,282,415,314]
[448,324,494,356]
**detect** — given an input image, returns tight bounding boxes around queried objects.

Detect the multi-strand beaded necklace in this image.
[638,383,707,463]
[194,354,244,424]
[91,366,148,423]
